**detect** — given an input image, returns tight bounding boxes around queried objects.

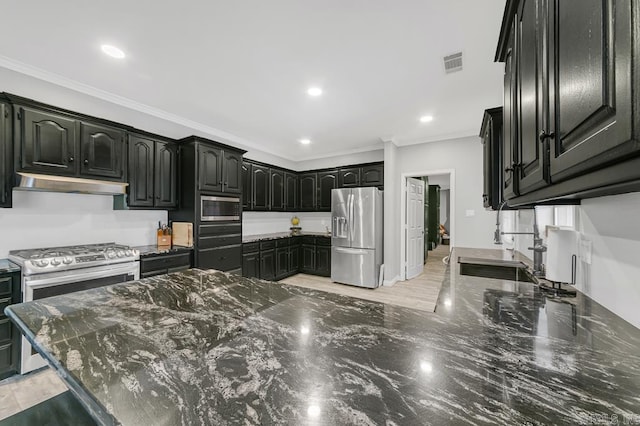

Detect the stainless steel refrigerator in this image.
[331,187,383,288]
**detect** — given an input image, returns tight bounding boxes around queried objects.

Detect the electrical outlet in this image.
[465,209,475,217]
[579,238,592,265]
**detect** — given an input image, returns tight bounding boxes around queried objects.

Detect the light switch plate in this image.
[465,209,475,217]
[580,238,592,264]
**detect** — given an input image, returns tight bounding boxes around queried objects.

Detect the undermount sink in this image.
[458,257,536,283]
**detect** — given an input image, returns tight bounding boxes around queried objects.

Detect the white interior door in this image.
[406,178,425,279]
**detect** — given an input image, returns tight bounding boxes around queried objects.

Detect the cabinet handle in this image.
[504,163,518,173]
[539,131,555,142]
[68,157,74,162]
[84,159,89,165]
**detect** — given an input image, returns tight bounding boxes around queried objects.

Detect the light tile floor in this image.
[0,245,451,420]
[280,245,450,312]
[0,367,67,420]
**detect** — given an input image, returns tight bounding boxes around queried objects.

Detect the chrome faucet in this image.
[494,204,547,277]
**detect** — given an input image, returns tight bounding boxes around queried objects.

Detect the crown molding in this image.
[396,130,478,147]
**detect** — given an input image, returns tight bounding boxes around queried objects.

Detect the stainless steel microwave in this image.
[201,196,240,221]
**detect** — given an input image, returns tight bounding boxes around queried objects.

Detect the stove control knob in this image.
[106,251,117,259]
[63,257,73,264]
[50,258,61,266]
[124,250,132,256]
[37,259,49,267]
[117,251,125,258]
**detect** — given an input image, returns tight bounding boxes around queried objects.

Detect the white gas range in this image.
[8,242,140,374]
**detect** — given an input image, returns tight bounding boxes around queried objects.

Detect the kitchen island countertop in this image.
[5,247,640,425]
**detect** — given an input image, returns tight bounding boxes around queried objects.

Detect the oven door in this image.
[201,196,240,221]
[20,262,139,374]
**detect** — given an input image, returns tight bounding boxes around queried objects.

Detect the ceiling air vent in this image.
[443,52,463,74]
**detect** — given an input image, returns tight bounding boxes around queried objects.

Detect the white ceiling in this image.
[0,0,505,161]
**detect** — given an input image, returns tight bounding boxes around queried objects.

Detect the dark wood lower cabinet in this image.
[315,246,331,277]
[139,251,192,278]
[259,249,276,281]
[0,270,20,379]
[242,237,328,280]
[197,245,242,272]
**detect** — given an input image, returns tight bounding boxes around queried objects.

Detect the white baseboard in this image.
[382,275,400,287]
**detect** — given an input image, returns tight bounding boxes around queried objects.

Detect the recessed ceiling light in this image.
[419,115,434,123]
[307,87,323,97]
[101,44,126,59]
[299,138,312,145]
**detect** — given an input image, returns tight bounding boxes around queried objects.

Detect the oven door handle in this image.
[25,264,139,289]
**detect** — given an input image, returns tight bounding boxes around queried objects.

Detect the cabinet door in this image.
[516,0,549,194]
[18,107,77,175]
[241,161,251,210]
[317,170,338,211]
[0,272,20,380]
[315,246,331,277]
[361,164,384,187]
[80,122,125,180]
[503,24,518,199]
[242,251,260,278]
[0,103,11,208]
[289,245,300,273]
[198,144,223,193]
[275,247,289,279]
[259,249,276,281]
[251,164,270,210]
[128,136,154,207]
[299,173,317,211]
[301,245,316,273]
[154,141,178,208]
[338,167,360,187]
[548,0,633,183]
[270,169,285,211]
[482,122,492,209]
[223,151,242,194]
[284,172,298,211]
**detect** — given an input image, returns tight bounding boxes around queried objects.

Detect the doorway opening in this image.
[401,169,455,281]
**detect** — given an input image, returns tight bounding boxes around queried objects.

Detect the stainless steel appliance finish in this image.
[201,195,241,221]
[331,188,383,288]
[9,243,140,373]
[15,172,128,195]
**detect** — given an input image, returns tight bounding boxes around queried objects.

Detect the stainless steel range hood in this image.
[15,172,128,195]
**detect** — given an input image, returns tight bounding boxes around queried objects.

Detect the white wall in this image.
[0,66,297,171]
[0,191,166,257]
[383,141,400,284]
[242,212,331,235]
[296,149,384,171]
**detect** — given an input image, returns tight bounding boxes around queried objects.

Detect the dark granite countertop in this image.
[133,245,193,258]
[5,247,640,425]
[0,259,20,274]
[242,231,331,243]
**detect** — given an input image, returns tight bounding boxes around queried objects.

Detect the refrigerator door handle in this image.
[348,193,354,243]
[335,247,368,255]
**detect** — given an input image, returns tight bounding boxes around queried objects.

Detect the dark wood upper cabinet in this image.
[17,107,76,175]
[299,172,317,211]
[480,107,504,210]
[495,0,639,206]
[251,164,270,210]
[0,102,11,208]
[154,141,178,208]
[198,145,223,193]
[502,21,518,200]
[548,0,633,183]
[338,167,360,187]
[79,122,124,180]
[284,172,298,211]
[222,151,242,194]
[128,136,154,207]
[515,0,548,195]
[270,169,285,211]
[361,164,384,187]
[128,135,178,209]
[317,170,338,211]
[241,161,251,210]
